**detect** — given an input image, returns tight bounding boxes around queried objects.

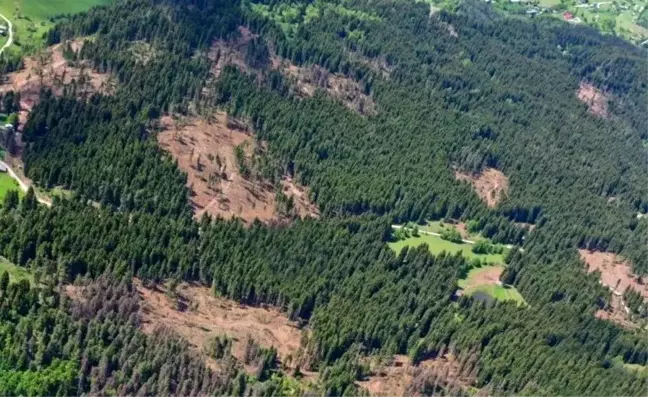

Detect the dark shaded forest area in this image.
[0,0,646,395]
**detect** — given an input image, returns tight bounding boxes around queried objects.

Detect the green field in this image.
[612,356,648,375]
[458,265,526,305]
[425,0,648,43]
[617,10,648,41]
[388,232,507,264]
[0,256,31,283]
[463,283,526,304]
[417,220,452,234]
[390,228,524,304]
[0,172,21,203]
[538,0,560,7]
[0,0,111,55]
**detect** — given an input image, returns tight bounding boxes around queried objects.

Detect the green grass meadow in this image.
[388,232,507,264]
[0,256,31,283]
[0,0,111,54]
[0,172,21,203]
[458,266,526,305]
[389,224,524,304]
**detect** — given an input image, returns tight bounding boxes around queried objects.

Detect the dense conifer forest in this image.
[0,0,646,395]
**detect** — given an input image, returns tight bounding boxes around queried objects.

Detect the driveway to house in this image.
[0,13,13,55]
[0,160,52,206]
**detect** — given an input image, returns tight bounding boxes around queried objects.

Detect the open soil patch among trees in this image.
[579,249,647,299]
[209,26,376,115]
[577,82,609,118]
[135,280,311,375]
[454,168,509,208]
[457,265,525,305]
[579,249,647,328]
[357,353,477,396]
[0,39,112,125]
[157,111,318,223]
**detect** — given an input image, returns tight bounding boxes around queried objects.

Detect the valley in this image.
[0,0,645,395]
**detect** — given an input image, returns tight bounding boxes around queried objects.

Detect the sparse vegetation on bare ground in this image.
[577,82,609,118]
[0,39,112,125]
[580,249,647,328]
[455,168,509,208]
[209,26,376,115]
[157,111,318,223]
[357,352,478,396]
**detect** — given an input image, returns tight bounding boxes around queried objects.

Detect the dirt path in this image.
[0,14,13,55]
[0,160,51,206]
[392,225,516,249]
[392,225,476,244]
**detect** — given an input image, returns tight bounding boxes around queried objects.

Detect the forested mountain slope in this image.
[0,0,646,395]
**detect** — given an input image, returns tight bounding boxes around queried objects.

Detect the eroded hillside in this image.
[210,26,376,115]
[157,111,318,223]
[0,39,112,125]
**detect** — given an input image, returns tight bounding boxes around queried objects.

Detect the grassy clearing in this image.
[0,172,22,203]
[617,10,648,40]
[37,186,72,201]
[612,356,648,375]
[388,233,507,264]
[623,362,648,374]
[416,220,447,234]
[466,283,526,304]
[0,0,111,55]
[0,256,31,283]
[538,0,560,7]
[457,265,526,305]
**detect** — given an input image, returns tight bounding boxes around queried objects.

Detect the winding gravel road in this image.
[0,13,12,55]
[0,160,52,206]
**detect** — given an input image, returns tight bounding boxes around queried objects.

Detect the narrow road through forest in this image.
[392,224,477,244]
[0,160,52,206]
[392,224,516,249]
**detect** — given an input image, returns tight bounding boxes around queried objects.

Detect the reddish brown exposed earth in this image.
[455,168,509,208]
[358,354,476,396]
[463,265,505,290]
[577,82,609,118]
[210,26,257,80]
[278,61,376,115]
[68,280,315,378]
[209,26,376,115]
[456,222,470,239]
[135,280,306,371]
[0,39,111,202]
[579,249,647,328]
[157,112,318,223]
[579,250,647,299]
[594,293,639,330]
[0,39,111,125]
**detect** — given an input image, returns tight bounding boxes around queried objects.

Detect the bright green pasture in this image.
[0,0,111,54]
[0,172,21,202]
[388,232,506,264]
[0,256,31,283]
[458,266,526,305]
